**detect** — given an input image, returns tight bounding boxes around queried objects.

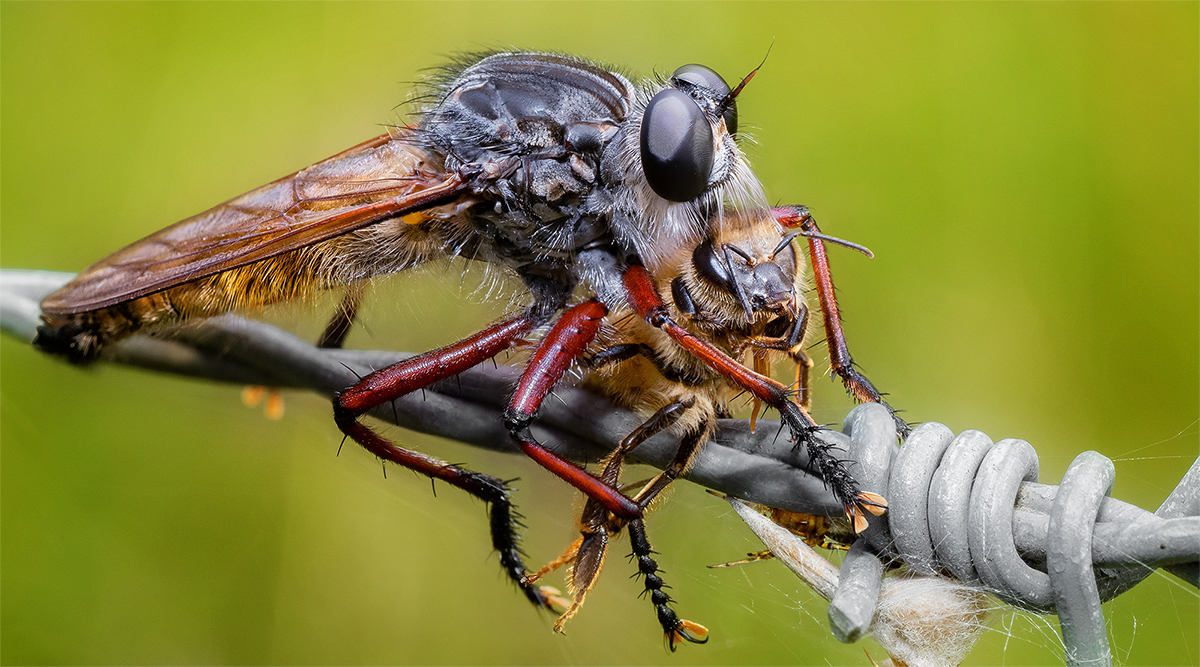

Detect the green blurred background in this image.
[2,2,1196,665]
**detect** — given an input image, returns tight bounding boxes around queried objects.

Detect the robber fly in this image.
[522,206,891,646]
[34,51,893,645]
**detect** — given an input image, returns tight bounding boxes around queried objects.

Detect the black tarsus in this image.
[629,520,707,651]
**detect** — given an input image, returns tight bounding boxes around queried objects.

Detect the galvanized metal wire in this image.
[3,269,1197,666]
[828,403,1198,667]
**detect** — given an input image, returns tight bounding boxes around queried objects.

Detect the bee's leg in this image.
[587,342,656,369]
[596,398,695,496]
[333,313,551,607]
[748,351,768,432]
[523,537,583,586]
[548,522,608,632]
[503,299,644,522]
[707,551,776,568]
[793,347,814,412]
[786,304,814,411]
[772,205,909,436]
[546,399,695,632]
[317,286,364,349]
[629,423,707,512]
[748,307,815,412]
[621,263,881,529]
[242,287,364,421]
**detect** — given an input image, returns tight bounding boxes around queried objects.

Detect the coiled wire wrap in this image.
[831,403,1200,667]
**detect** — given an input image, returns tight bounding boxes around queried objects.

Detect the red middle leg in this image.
[502,299,643,520]
[333,314,549,607]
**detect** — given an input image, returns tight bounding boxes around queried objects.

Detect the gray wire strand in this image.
[1049,452,1115,667]
[0,270,848,514]
[3,269,1197,665]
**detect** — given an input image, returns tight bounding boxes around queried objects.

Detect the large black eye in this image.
[640,89,714,202]
[692,239,736,294]
[672,63,737,135]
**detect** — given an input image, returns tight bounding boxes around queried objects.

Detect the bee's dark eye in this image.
[671,64,737,135]
[640,89,714,202]
[692,239,736,294]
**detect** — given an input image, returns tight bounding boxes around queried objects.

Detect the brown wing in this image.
[41,132,468,315]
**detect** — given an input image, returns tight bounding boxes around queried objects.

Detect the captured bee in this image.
[31,52,891,644]
[522,206,892,647]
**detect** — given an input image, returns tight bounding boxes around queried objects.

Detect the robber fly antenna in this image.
[721,38,775,114]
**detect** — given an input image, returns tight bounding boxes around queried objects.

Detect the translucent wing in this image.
[42,132,467,314]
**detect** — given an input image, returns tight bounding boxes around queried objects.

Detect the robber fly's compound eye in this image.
[671,64,737,136]
[640,89,714,202]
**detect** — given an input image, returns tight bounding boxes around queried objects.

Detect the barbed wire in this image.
[794,403,1198,667]
[2,269,1196,666]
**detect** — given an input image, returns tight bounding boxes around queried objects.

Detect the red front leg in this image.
[333,314,550,607]
[773,205,908,435]
[502,299,643,520]
[622,263,880,523]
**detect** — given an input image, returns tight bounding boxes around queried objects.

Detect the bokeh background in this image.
[2,2,1196,665]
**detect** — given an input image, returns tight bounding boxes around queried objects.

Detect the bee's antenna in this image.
[722,244,755,319]
[725,244,754,263]
[771,232,804,259]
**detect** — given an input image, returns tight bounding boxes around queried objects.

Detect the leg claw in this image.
[668,619,709,650]
[845,491,888,533]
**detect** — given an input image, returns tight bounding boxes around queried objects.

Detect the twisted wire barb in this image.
[3,269,1197,666]
[822,404,1198,667]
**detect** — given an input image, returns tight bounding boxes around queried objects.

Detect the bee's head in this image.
[693,231,799,314]
[674,211,801,326]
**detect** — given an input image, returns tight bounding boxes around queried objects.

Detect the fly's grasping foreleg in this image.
[773,205,909,437]
[502,299,644,520]
[620,262,883,526]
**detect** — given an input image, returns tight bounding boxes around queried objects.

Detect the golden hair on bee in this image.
[529,208,820,639]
